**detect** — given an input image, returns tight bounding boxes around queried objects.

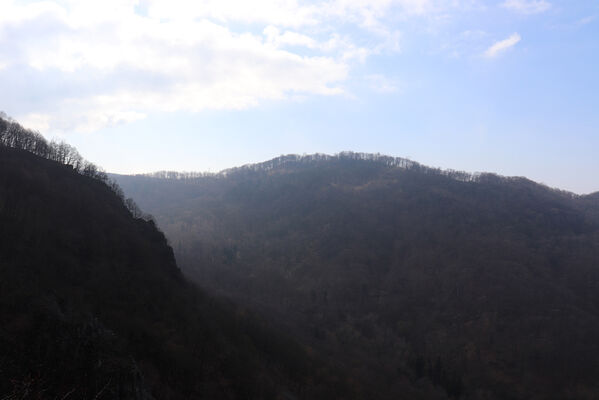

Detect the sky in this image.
[1,0,598,193]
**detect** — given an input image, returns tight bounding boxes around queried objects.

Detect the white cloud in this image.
[146,0,320,28]
[483,33,521,58]
[0,1,353,132]
[501,0,551,15]
[264,26,318,48]
[0,0,468,133]
[262,26,382,63]
[145,0,439,29]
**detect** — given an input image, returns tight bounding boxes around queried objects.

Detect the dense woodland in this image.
[3,111,599,399]
[115,154,599,400]
[0,113,108,180]
[0,116,360,399]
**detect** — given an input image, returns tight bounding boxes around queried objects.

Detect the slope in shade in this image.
[114,153,599,400]
[0,145,358,399]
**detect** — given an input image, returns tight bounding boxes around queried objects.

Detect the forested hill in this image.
[114,154,599,400]
[0,142,359,397]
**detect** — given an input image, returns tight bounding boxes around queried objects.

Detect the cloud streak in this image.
[501,0,551,15]
[483,33,521,58]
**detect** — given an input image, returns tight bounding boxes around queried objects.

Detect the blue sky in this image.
[1,0,598,193]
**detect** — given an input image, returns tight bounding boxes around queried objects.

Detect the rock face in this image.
[114,153,599,400]
[0,147,347,400]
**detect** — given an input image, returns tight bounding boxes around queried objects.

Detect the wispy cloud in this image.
[439,29,488,58]
[501,0,551,15]
[483,33,521,58]
[365,74,400,93]
[577,15,596,26]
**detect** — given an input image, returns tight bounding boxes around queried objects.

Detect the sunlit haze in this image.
[1,0,598,193]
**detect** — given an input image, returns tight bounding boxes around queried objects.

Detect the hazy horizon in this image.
[2,0,598,194]
[107,150,598,197]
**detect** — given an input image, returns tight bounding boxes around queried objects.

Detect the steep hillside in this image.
[114,153,599,400]
[580,192,599,223]
[0,146,357,399]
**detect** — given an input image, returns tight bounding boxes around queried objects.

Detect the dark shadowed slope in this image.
[580,192,599,223]
[114,153,599,400]
[0,146,360,399]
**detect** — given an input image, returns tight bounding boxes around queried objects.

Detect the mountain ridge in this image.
[114,153,599,399]
[119,151,592,197]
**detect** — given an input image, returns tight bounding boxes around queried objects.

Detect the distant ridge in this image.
[138,152,468,180]
[133,151,579,198]
[114,153,599,399]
